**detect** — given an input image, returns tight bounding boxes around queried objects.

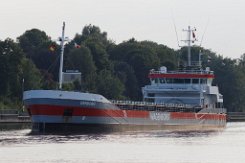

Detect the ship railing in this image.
[150,69,214,75]
[190,61,202,67]
[110,100,203,112]
[110,100,195,109]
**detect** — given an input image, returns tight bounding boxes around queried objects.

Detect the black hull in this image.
[31,122,225,134]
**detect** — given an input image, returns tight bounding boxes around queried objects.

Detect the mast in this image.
[182,26,197,67]
[58,22,66,89]
[187,26,191,66]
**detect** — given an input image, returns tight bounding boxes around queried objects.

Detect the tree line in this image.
[0,25,245,112]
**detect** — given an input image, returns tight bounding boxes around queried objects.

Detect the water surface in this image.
[1,122,245,163]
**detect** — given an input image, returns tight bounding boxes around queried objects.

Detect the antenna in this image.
[172,14,181,47]
[199,50,202,67]
[200,19,209,47]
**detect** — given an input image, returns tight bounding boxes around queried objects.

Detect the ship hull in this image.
[23,90,226,133]
[27,105,226,133]
[31,123,225,134]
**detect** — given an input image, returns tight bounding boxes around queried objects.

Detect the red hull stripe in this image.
[28,105,226,120]
[149,73,215,79]
[171,112,226,120]
[28,105,149,118]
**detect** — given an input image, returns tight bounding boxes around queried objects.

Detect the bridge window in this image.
[151,78,208,84]
[184,79,191,84]
[159,78,165,84]
[162,78,191,84]
[166,78,172,83]
[207,79,212,85]
[151,78,159,84]
[148,93,155,97]
[154,78,159,84]
[201,79,207,84]
[215,102,224,108]
[192,79,199,84]
[173,79,185,83]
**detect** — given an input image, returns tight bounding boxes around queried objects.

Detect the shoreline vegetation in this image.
[1,25,245,113]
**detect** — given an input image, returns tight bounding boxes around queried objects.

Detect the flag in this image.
[192,31,196,39]
[74,42,81,48]
[192,31,197,43]
[49,44,56,52]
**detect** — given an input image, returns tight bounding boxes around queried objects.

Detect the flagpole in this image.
[59,22,65,89]
[187,26,191,67]
[182,26,197,67]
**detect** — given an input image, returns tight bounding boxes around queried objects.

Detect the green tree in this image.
[21,58,42,91]
[0,38,42,109]
[65,45,97,92]
[17,29,50,59]
[18,29,59,81]
[96,70,125,99]
[109,40,160,87]
[73,25,113,71]
[0,39,24,97]
[74,24,110,47]
[2,25,244,113]
[208,56,240,112]
[113,61,140,100]
[141,41,177,70]
[85,40,111,71]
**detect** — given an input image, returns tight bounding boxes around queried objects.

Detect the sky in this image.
[1,0,245,58]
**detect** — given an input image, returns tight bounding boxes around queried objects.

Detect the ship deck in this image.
[111,100,202,113]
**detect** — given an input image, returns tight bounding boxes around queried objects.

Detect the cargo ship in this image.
[23,23,226,133]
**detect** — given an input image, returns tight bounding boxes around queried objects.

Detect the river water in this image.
[0,122,245,163]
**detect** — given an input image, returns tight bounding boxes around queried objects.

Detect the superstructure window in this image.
[192,79,199,84]
[154,78,159,84]
[215,102,224,108]
[166,78,172,83]
[159,78,165,84]
[148,93,155,97]
[173,79,185,83]
[163,78,191,84]
[150,79,153,84]
[207,79,212,85]
[151,78,159,84]
[201,79,207,84]
[184,79,191,84]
